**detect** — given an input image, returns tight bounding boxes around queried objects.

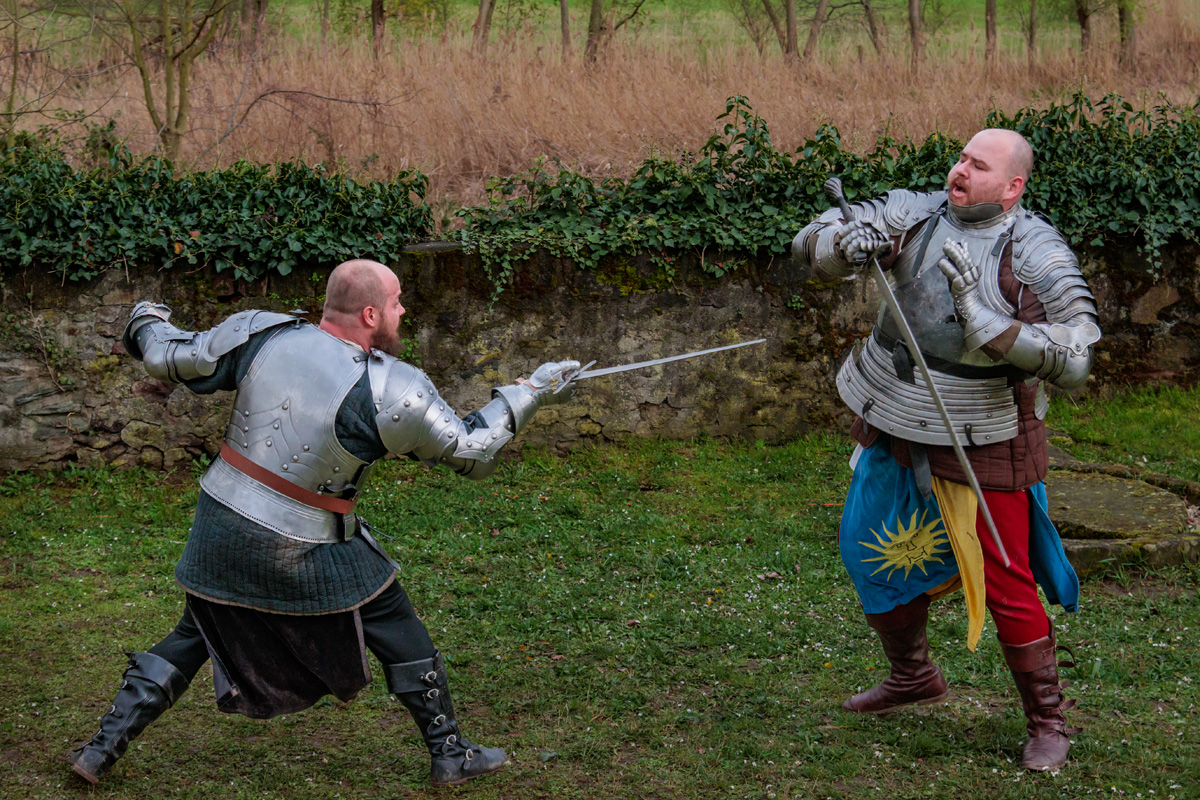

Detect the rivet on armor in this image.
[303,445,310,451]
[986,435,992,440]
[281,464,288,471]
[444,417,450,423]
[491,433,498,440]
[242,426,249,433]
[466,441,474,448]
[326,479,333,485]
[403,400,411,408]
[392,414,400,422]
[273,423,280,429]
[242,442,249,449]
[191,350,197,356]
[919,420,927,427]
[234,326,240,331]
[243,410,250,417]
[282,402,289,410]
[266,439,272,447]
[334,467,340,472]
[417,391,423,398]
[292,455,300,462]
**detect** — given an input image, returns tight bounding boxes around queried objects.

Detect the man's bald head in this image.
[323,259,395,321]
[947,129,1034,211]
[986,128,1033,185]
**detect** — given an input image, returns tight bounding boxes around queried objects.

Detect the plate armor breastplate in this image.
[837,204,1030,447]
[199,324,372,542]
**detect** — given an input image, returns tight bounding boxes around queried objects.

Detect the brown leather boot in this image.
[843,594,950,714]
[1000,631,1080,771]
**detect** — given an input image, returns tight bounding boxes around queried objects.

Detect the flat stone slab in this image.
[1044,468,1200,577]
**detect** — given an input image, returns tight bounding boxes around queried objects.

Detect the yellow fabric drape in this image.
[929,478,986,651]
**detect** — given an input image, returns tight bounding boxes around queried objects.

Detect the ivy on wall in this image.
[0,146,432,282]
[2,94,1197,288]
[457,94,1200,289]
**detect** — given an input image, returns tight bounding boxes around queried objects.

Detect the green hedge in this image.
[0,147,432,282]
[2,94,1198,286]
[456,94,1200,288]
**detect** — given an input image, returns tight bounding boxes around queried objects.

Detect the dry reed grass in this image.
[26,0,1200,214]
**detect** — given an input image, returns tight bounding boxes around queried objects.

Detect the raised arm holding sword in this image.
[793,128,1101,771]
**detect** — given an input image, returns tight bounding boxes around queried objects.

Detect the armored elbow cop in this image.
[1002,318,1101,390]
[122,303,298,384]
[373,358,576,480]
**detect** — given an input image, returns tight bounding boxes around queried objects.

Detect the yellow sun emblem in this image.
[861,509,951,580]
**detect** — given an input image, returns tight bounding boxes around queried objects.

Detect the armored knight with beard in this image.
[792,129,1100,771]
[70,259,579,787]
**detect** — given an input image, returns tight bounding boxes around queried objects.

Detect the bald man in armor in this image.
[70,259,579,787]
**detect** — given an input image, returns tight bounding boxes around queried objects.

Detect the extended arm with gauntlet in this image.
[792,190,945,280]
[122,302,297,384]
[372,358,579,481]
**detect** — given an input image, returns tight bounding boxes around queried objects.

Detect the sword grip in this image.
[823,176,856,225]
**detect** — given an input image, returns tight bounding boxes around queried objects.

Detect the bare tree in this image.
[800,0,829,64]
[560,0,571,59]
[2,0,17,150]
[2,1,104,151]
[1117,0,1135,66]
[472,0,496,54]
[784,0,797,60]
[1025,0,1036,63]
[371,0,385,56]
[860,0,883,56]
[1073,0,1094,52]
[97,0,234,161]
[908,0,923,70]
[984,0,996,68]
[585,0,648,62]
[723,0,778,56]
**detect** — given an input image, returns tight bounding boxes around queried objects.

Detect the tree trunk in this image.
[118,0,230,162]
[3,0,18,152]
[784,0,797,60]
[761,0,787,55]
[585,0,604,61]
[322,0,330,44]
[371,0,386,58]
[1026,0,1036,65]
[984,0,997,69]
[908,0,923,71]
[472,0,496,53]
[1117,0,1135,67]
[862,0,883,56]
[560,0,571,59]
[1073,0,1091,53]
[801,0,830,64]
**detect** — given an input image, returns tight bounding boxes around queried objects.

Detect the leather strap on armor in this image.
[219,443,357,515]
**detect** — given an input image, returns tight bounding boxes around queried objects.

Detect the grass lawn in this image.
[0,388,1197,799]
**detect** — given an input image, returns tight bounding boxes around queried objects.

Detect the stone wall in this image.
[1,240,1198,472]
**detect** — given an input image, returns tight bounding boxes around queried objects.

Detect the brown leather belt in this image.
[219,443,357,516]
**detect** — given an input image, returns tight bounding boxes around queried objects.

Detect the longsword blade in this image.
[867,259,1011,567]
[574,339,767,380]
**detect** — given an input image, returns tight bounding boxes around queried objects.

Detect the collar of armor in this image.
[947,200,1021,228]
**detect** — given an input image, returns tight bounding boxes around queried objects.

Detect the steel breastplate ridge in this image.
[837,205,1023,447]
[199,325,370,543]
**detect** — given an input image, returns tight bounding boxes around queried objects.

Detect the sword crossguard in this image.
[553,360,596,394]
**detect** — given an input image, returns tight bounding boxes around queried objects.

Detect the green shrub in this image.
[0,146,432,282]
[455,93,1200,292]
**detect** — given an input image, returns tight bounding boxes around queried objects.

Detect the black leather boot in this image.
[70,651,190,784]
[384,650,508,787]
